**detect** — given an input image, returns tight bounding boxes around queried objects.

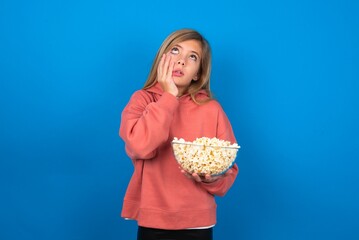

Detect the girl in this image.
[119,29,238,240]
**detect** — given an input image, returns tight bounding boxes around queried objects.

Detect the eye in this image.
[189,54,198,61]
[170,47,179,55]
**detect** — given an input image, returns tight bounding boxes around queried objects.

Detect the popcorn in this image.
[171,137,240,176]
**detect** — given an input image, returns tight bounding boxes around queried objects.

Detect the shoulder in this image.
[190,99,226,119]
[128,89,156,103]
[130,89,151,98]
[122,89,156,112]
[201,99,224,112]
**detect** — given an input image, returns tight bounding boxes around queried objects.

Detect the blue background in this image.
[1,0,358,239]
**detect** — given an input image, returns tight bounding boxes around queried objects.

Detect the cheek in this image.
[170,57,179,66]
[191,63,201,73]
[172,58,179,65]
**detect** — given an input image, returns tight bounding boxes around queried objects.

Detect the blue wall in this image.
[1,0,358,239]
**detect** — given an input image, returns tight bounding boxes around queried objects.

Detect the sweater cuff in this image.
[157,92,179,112]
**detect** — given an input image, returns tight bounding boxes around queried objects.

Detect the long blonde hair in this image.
[143,29,212,104]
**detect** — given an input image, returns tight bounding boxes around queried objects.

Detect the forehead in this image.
[172,40,202,55]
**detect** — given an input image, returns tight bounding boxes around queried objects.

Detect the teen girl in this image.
[119,29,238,240]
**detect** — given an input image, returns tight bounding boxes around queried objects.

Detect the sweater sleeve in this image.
[119,90,179,160]
[199,103,239,196]
[200,164,238,196]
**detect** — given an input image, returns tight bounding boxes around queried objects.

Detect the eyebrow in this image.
[173,44,201,58]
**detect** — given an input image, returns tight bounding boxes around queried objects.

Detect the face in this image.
[167,40,202,95]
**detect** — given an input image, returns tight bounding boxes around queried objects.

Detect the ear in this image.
[193,74,199,81]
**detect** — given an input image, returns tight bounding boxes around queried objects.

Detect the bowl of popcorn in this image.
[171,137,240,176]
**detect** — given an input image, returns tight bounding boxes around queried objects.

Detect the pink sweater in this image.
[119,83,238,230]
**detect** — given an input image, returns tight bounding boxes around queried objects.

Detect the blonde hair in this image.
[143,29,212,104]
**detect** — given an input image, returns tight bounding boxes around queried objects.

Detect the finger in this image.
[166,59,175,80]
[224,169,233,176]
[192,173,202,182]
[181,169,192,179]
[157,54,166,79]
[162,54,171,79]
[205,174,219,182]
[225,168,235,177]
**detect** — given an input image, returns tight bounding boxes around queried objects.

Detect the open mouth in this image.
[172,70,184,77]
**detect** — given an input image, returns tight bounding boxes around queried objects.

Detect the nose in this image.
[177,59,185,66]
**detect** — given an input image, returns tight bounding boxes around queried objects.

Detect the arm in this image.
[199,164,238,196]
[120,53,179,160]
[187,104,239,196]
[119,90,179,160]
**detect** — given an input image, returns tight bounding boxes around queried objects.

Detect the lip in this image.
[172,69,184,77]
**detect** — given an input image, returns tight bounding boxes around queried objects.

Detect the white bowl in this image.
[171,138,240,176]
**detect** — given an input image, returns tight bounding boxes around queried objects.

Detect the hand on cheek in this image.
[157,54,179,97]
